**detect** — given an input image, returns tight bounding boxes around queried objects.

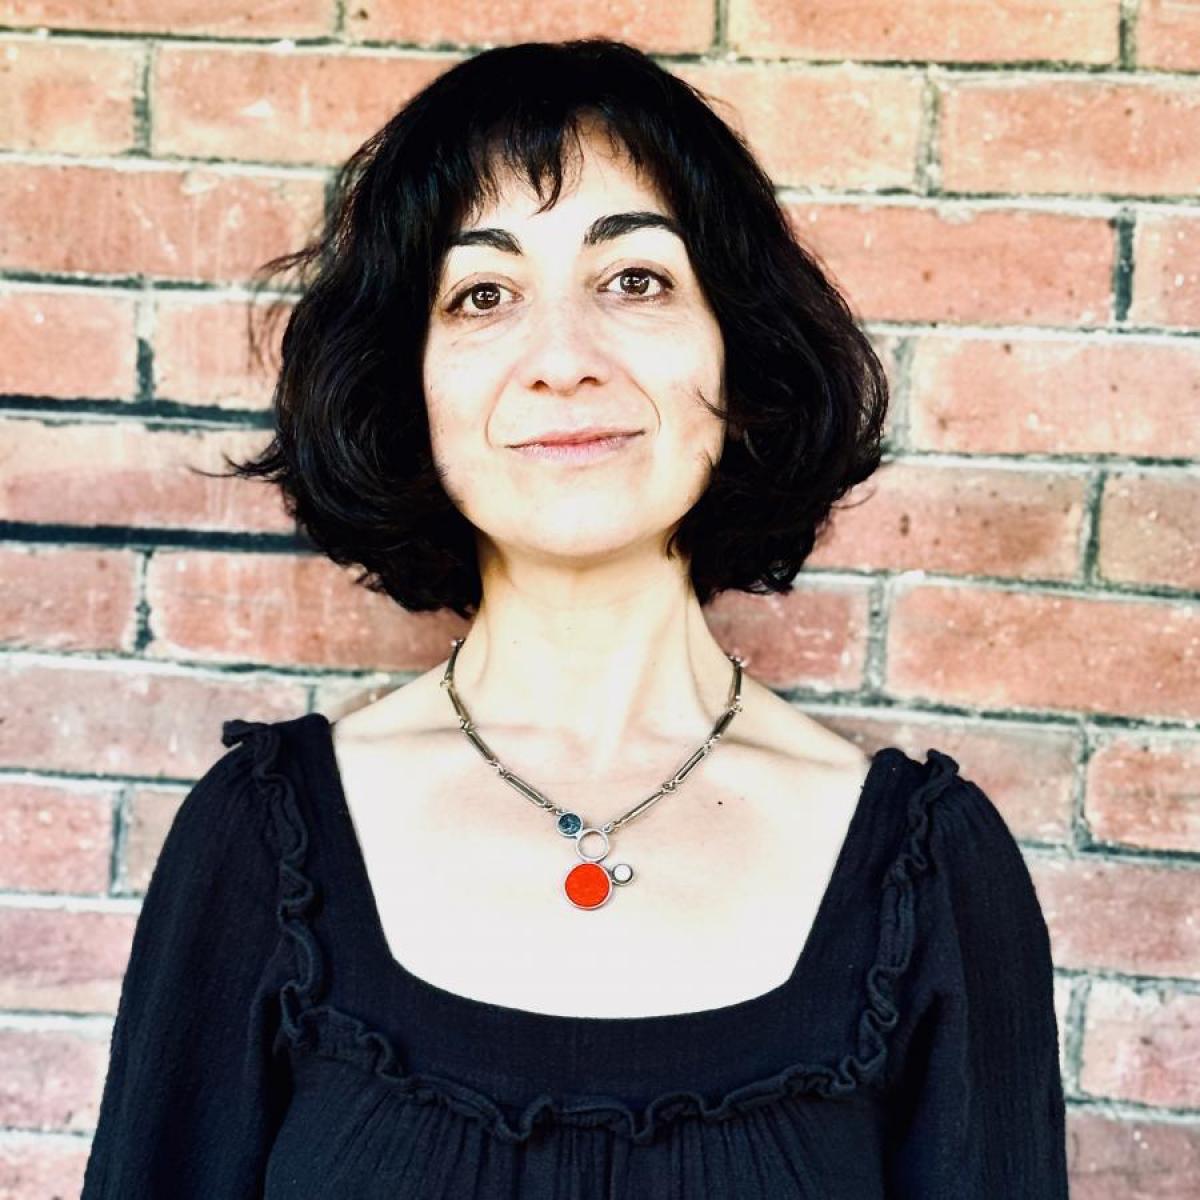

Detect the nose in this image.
[513,290,613,396]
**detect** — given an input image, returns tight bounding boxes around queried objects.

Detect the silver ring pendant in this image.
[561,821,635,909]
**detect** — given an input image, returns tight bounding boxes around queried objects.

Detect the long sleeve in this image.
[885,773,1069,1198]
[81,739,293,1199]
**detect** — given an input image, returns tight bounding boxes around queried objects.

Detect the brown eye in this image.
[450,282,504,314]
[605,267,671,300]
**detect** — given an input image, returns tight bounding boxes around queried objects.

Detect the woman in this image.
[82,38,1069,1198]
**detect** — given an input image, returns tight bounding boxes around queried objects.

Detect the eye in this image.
[443,266,674,320]
[602,266,673,300]
[445,281,509,318]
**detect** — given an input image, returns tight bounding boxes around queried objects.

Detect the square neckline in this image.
[306,710,900,1030]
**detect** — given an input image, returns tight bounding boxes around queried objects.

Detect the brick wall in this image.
[1,1,1198,1194]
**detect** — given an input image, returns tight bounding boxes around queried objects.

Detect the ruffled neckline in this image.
[315,711,887,1031]
[220,715,962,1145]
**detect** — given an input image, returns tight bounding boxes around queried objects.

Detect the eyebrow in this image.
[447,210,685,254]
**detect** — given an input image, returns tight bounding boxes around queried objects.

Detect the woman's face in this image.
[422,123,726,575]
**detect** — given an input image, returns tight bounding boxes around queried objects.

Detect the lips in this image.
[510,432,641,463]
[512,428,641,447]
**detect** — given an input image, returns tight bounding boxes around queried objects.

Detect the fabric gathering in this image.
[80,714,1070,1198]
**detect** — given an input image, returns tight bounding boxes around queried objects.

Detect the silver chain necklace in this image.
[440,636,746,910]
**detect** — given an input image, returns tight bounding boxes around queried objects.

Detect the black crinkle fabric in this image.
[81,712,1070,1199]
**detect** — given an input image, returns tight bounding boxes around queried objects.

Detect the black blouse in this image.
[80,712,1069,1198]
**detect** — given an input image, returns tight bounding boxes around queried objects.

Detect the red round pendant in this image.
[564,861,612,909]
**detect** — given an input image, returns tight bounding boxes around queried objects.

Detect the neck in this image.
[447,561,739,783]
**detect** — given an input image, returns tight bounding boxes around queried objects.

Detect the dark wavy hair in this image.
[216,38,888,621]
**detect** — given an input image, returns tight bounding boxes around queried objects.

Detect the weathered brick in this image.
[786,202,1113,325]
[2,0,331,37]
[0,161,325,283]
[888,582,1200,720]
[152,46,452,166]
[1085,735,1200,854]
[0,546,138,654]
[728,0,1120,63]
[1031,854,1200,978]
[0,287,136,401]
[1129,210,1200,330]
[1081,979,1200,1107]
[0,418,291,532]
[674,62,924,190]
[941,77,1200,197]
[0,1132,89,1200]
[152,292,283,411]
[1065,1109,1200,1198]
[702,582,872,691]
[0,659,308,777]
[0,1026,108,1131]
[0,36,138,155]
[1099,471,1200,591]
[0,782,113,893]
[908,333,1200,456]
[345,0,714,53]
[145,549,466,670]
[1137,0,1200,71]
[810,714,1077,842]
[809,459,1087,580]
[121,788,184,894]
[0,907,135,1013]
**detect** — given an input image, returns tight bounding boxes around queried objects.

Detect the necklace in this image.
[441,636,746,910]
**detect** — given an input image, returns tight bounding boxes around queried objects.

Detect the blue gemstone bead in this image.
[557,812,583,836]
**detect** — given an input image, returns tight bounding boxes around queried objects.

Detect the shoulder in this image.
[128,718,310,922]
[922,761,1030,878]
[164,714,319,867]
[911,758,1053,949]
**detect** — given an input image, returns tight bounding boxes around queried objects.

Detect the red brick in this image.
[0,418,291,532]
[0,659,308,777]
[0,1133,89,1200]
[1053,976,1071,1080]
[0,546,138,654]
[1066,1109,1200,1198]
[121,788,184,893]
[0,161,324,283]
[0,36,138,155]
[908,333,1200,456]
[941,78,1200,197]
[702,582,871,691]
[1099,471,1200,591]
[811,715,1077,842]
[0,782,113,893]
[1138,0,1200,70]
[786,202,1114,326]
[1031,854,1200,978]
[0,1026,107,1131]
[152,293,284,411]
[1085,735,1200,855]
[2,0,330,36]
[346,0,714,54]
[888,582,1200,720]
[808,459,1086,580]
[145,549,467,670]
[1081,979,1200,1107]
[1130,210,1200,330]
[0,287,136,401]
[674,62,924,190]
[0,908,134,1013]
[728,0,1120,64]
[152,46,452,166]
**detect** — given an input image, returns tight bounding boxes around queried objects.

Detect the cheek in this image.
[423,351,492,447]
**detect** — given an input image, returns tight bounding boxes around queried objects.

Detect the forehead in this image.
[457,125,671,235]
